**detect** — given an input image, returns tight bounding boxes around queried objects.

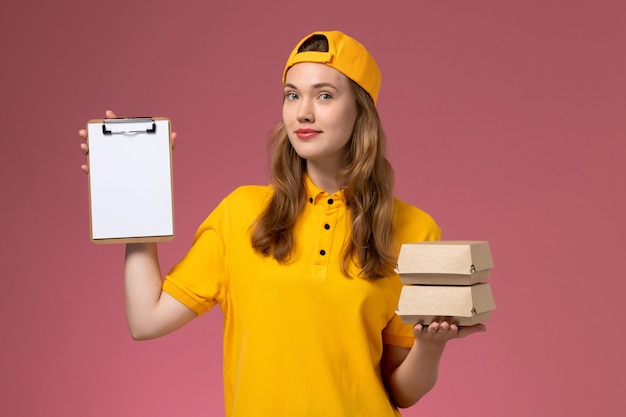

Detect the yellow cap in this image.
[282,31,382,104]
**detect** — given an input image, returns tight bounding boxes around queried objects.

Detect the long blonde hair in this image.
[250,38,396,280]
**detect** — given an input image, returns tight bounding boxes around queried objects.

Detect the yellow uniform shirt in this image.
[163,176,441,416]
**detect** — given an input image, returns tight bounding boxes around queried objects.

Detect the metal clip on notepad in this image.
[102,117,157,135]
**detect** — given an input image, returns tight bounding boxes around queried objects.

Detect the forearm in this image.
[386,342,445,408]
[124,243,197,340]
[124,243,166,339]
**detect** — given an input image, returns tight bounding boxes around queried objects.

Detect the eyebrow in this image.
[284,82,339,91]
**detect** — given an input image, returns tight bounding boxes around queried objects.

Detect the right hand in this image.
[79,110,177,174]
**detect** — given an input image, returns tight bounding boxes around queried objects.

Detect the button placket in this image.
[315,196,340,265]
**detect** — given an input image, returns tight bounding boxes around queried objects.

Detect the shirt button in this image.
[320,250,326,256]
[327,198,334,205]
[309,197,314,204]
[324,224,330,230]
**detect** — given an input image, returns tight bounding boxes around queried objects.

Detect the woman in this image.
[80,30,485,416]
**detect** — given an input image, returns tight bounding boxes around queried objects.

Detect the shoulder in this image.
[225,184,273,206]
[393,197,442,243]
[195,185,273,235]
[213,184,275,219]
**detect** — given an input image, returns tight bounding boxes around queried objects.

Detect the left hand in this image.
[413,321,487,345]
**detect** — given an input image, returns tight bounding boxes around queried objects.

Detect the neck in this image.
[306,162,341,194]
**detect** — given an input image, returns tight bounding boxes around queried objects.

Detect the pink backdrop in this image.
[1,1,624,416]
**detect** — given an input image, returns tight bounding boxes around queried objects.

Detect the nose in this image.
[296,100,315,123]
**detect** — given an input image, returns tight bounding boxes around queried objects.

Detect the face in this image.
[282,62,358,172]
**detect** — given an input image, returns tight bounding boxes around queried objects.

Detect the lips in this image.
[295,128,321,139]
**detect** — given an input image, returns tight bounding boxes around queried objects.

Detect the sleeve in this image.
[162,198,231,316]
[382,314,417,348]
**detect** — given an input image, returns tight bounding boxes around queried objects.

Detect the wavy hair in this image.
[250,36,396,279]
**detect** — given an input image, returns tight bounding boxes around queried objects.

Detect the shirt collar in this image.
[304,173,345,206]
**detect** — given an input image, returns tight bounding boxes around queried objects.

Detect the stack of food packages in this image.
[396,241,496,326]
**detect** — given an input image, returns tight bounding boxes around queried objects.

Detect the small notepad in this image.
[87,117,174,243]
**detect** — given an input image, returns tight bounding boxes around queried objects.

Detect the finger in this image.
[78,128,87,140]
[80,142,89,155]
[81,164,89,175]
[171,131,177,151]
[433,321,451,337]
[425,322,440,334]
[105,109,117,119]
[446,324,459,339]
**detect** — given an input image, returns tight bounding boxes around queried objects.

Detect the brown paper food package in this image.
[396,241,494,285]
[397,282,496,326]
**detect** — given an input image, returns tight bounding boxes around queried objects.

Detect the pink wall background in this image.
[1,0,624,416]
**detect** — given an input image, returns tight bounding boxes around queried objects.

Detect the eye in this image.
[319,93,332,101]
[285,92,298,100]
